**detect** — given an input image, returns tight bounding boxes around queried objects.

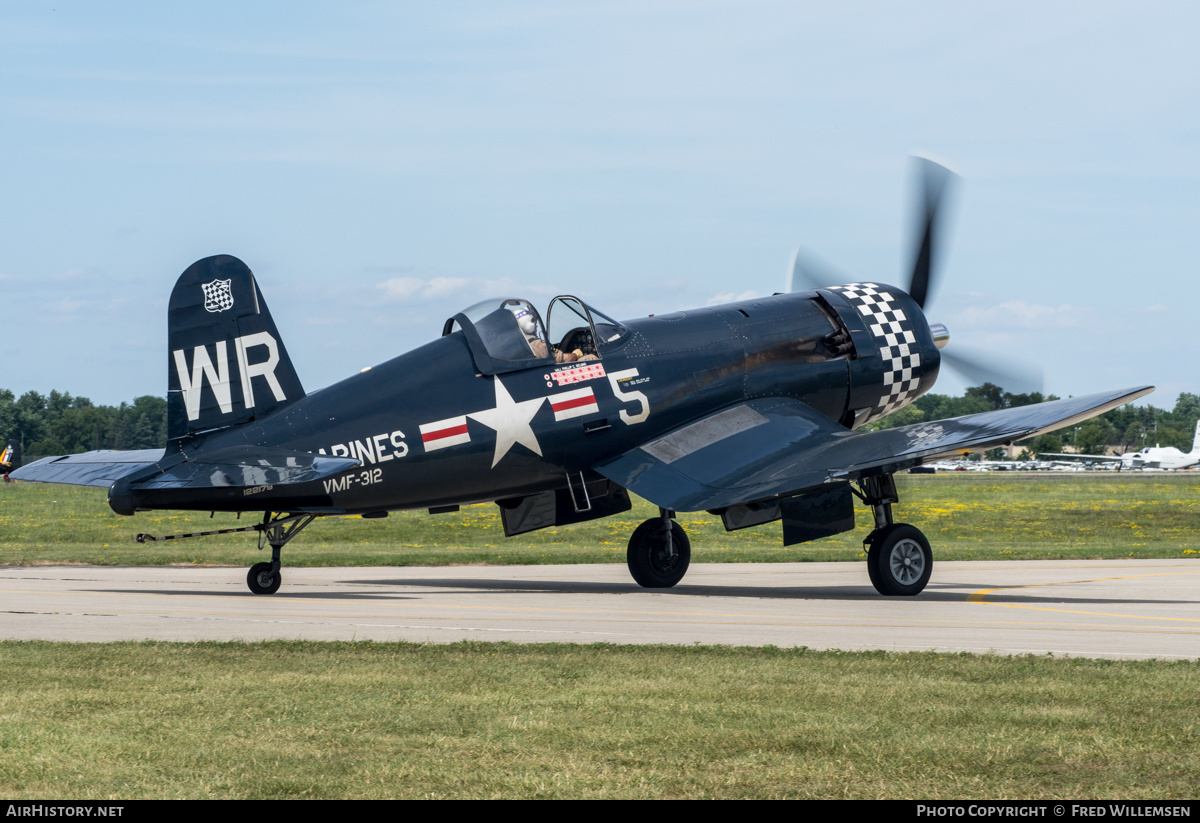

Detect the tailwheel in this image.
[244,512,317,595]
[247,562,281,595]
[627,515,691,588]
[866,523,932,596]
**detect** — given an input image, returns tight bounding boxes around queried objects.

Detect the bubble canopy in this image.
[443,296,628,376]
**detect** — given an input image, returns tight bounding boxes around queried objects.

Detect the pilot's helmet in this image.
[510,305,537,337]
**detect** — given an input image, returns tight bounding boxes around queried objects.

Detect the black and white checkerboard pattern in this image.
[201,278,235,313]
[828,283,922,422]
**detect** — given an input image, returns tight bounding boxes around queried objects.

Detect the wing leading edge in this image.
[595,386,1154,512]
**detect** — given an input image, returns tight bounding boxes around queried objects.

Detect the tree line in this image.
[0,389,167,459]
[2,384,1196,462]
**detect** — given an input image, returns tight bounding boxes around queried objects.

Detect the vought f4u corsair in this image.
[15,160,1152,596]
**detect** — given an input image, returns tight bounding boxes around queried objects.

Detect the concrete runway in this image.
[1,560,1197,658]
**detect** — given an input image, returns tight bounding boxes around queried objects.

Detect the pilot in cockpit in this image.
[510,303,599,363]
[510,304,550,359]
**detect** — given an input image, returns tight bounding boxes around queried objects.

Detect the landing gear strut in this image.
[856,475,932,596]
[245,512,316,595]
[627,508,691,588]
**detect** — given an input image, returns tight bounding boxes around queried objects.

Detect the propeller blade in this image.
[787,247,848,293]
[940,346,1044,397]
[908,156,959,309]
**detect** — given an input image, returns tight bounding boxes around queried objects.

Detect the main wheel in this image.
[627,518,691,588]
[247,562,282,595]
[866,523,932,596]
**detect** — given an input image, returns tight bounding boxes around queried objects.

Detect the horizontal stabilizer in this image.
[596,386,1154,512]
[12,449,169,487]
[12,446,359,491]
[134,446,360,490]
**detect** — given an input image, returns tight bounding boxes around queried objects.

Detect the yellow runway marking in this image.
[968,569,1200,622]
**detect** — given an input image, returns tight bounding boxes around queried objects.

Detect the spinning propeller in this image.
[788,156,1042,396]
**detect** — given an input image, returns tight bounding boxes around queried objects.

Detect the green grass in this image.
[3,477,1198,800]
[3,474,1200,567]
[0,641,1196,799]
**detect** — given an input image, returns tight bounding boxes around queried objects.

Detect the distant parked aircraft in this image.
[1041,421,1200,471]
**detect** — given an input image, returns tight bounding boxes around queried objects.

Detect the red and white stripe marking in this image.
[420,415,470,451]
[550,387,599,421]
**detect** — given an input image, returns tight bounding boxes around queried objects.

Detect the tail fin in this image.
[1192,420,1200,455]
[167,255,305,440]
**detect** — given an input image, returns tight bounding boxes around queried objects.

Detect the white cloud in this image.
[423,277,475,298]
[377,277,425,299]
[377,275,523,301]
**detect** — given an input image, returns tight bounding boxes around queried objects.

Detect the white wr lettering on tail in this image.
[173,333,287,421]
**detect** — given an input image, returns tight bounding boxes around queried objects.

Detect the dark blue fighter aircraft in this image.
[14,161,1152,596]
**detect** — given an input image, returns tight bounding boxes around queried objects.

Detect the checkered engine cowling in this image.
[826,283,931,425]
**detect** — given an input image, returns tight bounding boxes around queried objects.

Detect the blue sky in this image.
[2,1,1197,408]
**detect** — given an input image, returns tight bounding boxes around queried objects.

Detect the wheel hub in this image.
[651,544,678,573]
[889,538,926,584]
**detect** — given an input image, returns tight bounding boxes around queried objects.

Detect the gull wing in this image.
[595,386,1153,512]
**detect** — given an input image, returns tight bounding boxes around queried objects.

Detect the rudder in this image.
[167,255,305,440]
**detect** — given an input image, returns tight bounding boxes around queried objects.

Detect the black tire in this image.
[627,518,691,588]
[247,562,281,595]
[865,537,882,592]
[866,523,932,596]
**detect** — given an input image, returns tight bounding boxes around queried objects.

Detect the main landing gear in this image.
[622,479,934,595]
[627,508,691,588]
[856,476,932,596]
[246,512,316,595]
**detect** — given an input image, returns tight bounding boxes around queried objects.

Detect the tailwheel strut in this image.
[247,512,317,595]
